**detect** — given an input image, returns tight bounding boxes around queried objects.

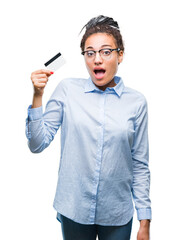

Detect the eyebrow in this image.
[86,44,113,50]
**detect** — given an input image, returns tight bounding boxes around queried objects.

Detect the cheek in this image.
[107,61,118,75]
[85,61,92,73]
[114,63,119,73]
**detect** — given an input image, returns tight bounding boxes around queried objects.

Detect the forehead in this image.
[85,33,117,49]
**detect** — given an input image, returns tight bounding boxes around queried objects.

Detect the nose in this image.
[94,52,103,65]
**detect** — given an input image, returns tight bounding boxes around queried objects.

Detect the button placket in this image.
[89,93,106,223]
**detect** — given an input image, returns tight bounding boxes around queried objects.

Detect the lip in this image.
[93,67,106,71]
[93,67,106,80]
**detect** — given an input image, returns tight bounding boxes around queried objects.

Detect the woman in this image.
[26,15,151,240]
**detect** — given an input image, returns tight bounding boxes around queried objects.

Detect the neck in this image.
[96,78,116,91]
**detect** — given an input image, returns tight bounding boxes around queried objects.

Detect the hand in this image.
[31,69,54,96]
[137,220,150,240]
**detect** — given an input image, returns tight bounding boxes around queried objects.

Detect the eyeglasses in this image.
[81,48,120,60]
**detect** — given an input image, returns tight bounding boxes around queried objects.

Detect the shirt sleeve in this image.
[131,96,152,221]
[25,80,66,153]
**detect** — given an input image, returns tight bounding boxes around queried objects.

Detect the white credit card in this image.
[44,52,66,72]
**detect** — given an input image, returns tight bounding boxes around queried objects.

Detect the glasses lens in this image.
[101,49,111,56]
[83,49,115,60]
[86,51,95,58]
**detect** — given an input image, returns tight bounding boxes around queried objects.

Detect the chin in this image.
[93,79,106,85]
[94,80,109,90]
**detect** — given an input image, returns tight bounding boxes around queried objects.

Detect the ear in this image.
[118,50,124,64]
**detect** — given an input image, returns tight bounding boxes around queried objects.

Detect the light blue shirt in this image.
[26,76,151,226]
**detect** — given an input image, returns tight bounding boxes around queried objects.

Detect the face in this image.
[83,33,123,91]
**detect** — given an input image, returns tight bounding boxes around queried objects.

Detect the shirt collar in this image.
[84,76,125,97]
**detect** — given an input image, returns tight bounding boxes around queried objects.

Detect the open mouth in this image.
[93,69,106,79]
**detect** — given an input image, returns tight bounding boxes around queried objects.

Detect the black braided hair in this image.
[80,15,124,52]
[80,15,119,33]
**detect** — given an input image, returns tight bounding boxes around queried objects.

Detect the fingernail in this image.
[50,72,54,74]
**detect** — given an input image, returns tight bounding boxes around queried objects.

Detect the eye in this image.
[86,51,95,57]
[102,49,111,56]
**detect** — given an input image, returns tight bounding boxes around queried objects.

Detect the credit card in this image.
[44,52,66,72]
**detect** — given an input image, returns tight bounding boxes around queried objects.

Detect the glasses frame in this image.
[81,48,121,59]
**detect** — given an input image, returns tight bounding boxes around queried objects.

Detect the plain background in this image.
[0,0,177,239]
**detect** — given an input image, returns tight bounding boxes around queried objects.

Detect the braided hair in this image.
[80,15,124,52]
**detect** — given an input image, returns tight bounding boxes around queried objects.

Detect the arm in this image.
[31,69,53,108]
[131,97,151,239]
[137,219,150,240]
[26,70,65,153]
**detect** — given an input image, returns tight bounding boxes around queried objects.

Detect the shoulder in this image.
[121,85,148,117]
[55,77,87,90]
[123,85,147,106]
[49,77,87,100]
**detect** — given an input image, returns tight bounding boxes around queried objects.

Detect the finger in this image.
[32,75,47,82]
[31,69,53,76]
[37,78,48,83]
[32,76,48,83]
[34,82,47,88]
[33,74,48,79]
[32,78,48,86]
